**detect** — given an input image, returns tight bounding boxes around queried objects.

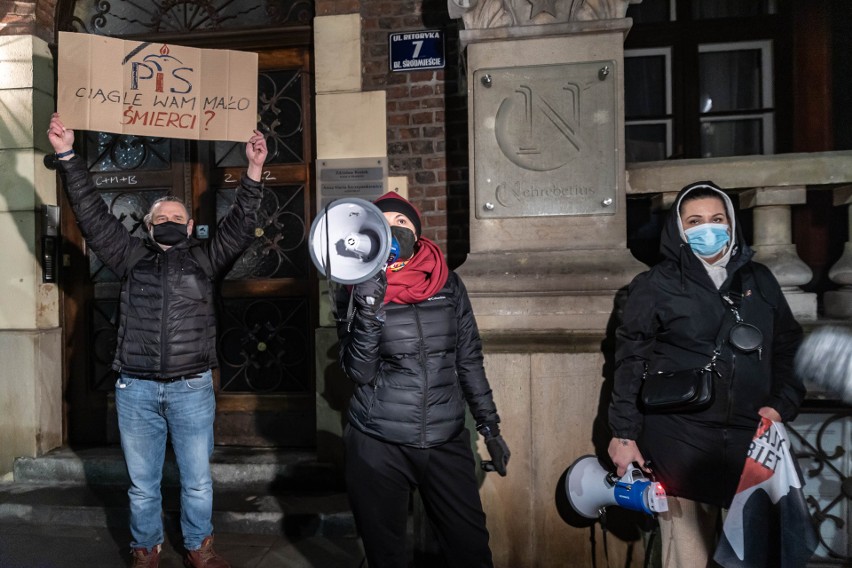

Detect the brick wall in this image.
[360,1,470,266]
[34,0,56,40]
[314,0,358,16]
[12,0,473,263]
[0,0,35,33]
[0,0,55,41]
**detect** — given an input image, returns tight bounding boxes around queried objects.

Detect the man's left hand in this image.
[246,130,268,181]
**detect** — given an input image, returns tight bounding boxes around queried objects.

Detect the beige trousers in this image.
[658,496,723,568]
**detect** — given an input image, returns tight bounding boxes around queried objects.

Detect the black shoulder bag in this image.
[639,324,726,414]
[639,270,763,414]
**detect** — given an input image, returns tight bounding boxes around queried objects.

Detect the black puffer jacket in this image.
[58,157,262,378]
[609,183,804,507]
[337,271,499,448]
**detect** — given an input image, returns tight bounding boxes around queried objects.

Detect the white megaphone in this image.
[564,455,668,519]
[309,198,393,285]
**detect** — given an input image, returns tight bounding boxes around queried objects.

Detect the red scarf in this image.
[385,236,449,304]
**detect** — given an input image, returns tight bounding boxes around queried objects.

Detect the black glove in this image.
[352,269,387,319]
[478,423,510,477]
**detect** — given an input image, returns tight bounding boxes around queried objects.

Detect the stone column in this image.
[457,19,646,568]
[312,13,389,468]
[738,186,816,321]
[0,35,63,475]
[824,185,852,318]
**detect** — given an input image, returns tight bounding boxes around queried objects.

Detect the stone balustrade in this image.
[739,186,815,320]
[825,185,852,318]
[628,151,852,321]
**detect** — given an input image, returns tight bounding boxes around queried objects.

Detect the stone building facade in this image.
[2,1,851,565]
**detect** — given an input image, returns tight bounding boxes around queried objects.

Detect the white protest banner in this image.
[714,418,818,567]
[57,31,257,142]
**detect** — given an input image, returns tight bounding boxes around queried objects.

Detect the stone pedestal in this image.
[312,14,389,470]
[824,186,852,318]
[739,187,816,321]
[457,20,646,568]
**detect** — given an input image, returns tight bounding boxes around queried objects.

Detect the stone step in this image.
[0,482,356,539]
[3,446,355,540]
[12,446,343,491]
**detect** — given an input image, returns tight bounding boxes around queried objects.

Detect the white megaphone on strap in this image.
[564,455,668,519]
[308,198,393,285]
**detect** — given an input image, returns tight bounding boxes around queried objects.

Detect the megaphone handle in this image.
[345,291,356,333]
[644,461,657,482]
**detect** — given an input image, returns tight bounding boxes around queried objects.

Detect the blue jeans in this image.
[115,371,215,551]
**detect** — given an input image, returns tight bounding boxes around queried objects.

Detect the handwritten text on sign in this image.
[57,31,258,142]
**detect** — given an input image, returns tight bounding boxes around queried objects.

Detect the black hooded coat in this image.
[608,182,804,507]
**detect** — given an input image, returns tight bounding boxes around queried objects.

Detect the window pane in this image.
[692,0,776,19]
[625,55,667,117]
[626,0,672,23]
[86,132,171,172]
[216,184,308,280]
[215,69,305,167]
[218,297,310,393]
[700,119,763,157]
[699,49,763,113]
[626,123,669,162]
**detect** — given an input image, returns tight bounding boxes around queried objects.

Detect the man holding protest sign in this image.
[48,113,267,568]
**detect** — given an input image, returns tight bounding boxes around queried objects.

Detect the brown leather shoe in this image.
[131,544,161,568]
[183,536,230,568]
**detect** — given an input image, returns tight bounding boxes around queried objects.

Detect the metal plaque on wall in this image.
[316,157,387,209]
[473,61,618,218]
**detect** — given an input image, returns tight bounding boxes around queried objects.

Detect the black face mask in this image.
[151,221,189,246]
[390,226,416,261]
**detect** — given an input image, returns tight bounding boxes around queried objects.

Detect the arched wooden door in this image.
[56,1,317,447]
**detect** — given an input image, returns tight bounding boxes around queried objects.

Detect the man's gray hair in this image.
[143,196,190,227]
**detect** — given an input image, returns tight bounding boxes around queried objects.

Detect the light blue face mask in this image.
[684,223,730,257]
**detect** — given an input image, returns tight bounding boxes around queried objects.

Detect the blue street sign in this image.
[388,30,445,72]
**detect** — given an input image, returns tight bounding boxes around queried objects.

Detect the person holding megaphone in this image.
[607,181,805,567]
[335,192,509,568]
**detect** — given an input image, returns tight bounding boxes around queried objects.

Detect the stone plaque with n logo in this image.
[473,61,617,218]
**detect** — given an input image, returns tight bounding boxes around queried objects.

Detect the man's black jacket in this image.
[58,157,262,378]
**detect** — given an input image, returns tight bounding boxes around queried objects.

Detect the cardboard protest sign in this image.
[57,31,257,142]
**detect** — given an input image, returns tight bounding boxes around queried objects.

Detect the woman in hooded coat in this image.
[608,181,805,566]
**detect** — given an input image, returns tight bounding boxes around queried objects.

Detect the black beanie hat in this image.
[374,192,422,237]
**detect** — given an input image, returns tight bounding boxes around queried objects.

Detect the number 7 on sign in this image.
[411,40,423,59]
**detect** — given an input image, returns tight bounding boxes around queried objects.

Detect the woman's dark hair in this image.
[678,183,725,215]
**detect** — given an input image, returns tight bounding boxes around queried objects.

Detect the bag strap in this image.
[720,269,745,319]
[721,268,744,307]
[709,269,743,365]
[707,315,731,367]
[643,271,743,377]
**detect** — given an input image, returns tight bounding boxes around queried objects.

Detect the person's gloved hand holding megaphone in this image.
[478,422,510,476]
[352,269,387,321]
